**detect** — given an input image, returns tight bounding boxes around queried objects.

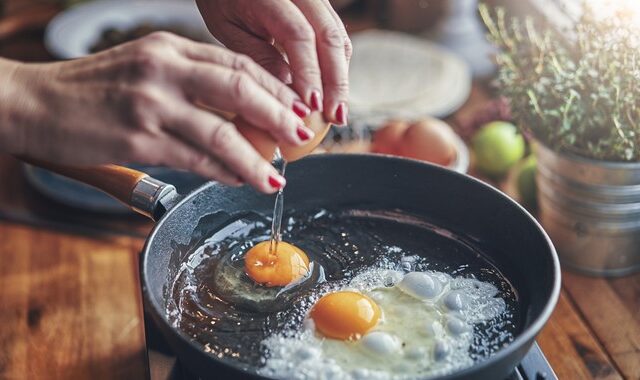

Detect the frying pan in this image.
[31,154,560,380]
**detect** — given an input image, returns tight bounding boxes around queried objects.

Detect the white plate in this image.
[45,0,214,59]
[349,30,471,126]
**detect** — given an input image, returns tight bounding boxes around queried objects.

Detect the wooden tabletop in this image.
[0,3,638,380]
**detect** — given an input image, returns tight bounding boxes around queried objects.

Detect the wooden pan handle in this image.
[20,158,148,206]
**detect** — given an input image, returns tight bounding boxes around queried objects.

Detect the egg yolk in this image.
[310,291,381,340]
[244,241,310,287]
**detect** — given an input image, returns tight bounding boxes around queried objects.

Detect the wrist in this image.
[0,58,46,156]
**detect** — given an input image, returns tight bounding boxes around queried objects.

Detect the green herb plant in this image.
[479,2,640,161]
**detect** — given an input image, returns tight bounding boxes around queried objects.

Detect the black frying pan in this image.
[30,154,560,380]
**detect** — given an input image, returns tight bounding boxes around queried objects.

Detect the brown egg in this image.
[280,111,331,161]
[235,111,331,162]
[371,120,410,155]
[235,121,276,159]
[397,118,457,166]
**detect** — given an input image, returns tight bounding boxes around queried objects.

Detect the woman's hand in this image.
[0,32,318,193]
[197,0,352,125]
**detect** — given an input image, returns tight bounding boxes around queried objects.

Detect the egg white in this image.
[259,264,507,380]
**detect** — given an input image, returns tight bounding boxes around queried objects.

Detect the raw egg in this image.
[310,291,381,340]
[236,111,331,162]
[371,120,409,155]
[244,241,310,287]
[397,118,457,166]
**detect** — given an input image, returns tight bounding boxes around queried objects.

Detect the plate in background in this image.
[348,30,472,126]
[45,0,215,59]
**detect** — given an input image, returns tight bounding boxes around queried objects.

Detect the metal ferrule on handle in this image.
[130,177,178,221]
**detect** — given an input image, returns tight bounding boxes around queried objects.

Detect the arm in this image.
[0,33,317,193]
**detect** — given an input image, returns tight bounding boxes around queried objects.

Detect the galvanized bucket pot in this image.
[536,142,640,277]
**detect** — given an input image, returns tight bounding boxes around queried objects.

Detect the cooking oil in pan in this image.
[166,208,519,377]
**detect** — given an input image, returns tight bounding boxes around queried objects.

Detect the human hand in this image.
[197,0,352,125]
[1,32,318,193]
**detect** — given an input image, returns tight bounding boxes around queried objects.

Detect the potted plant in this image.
[479,2,640,276]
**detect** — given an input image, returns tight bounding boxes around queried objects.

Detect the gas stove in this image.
[144,317,557,380]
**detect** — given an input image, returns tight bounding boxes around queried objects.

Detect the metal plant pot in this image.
[536,142,640,277]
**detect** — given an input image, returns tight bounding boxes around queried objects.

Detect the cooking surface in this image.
[0,2,639,379]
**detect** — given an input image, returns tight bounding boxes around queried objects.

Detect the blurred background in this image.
[0,0,570,215]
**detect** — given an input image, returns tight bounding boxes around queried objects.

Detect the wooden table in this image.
[0,3,639,380]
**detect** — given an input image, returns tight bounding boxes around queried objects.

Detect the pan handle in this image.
[21,158,180,221]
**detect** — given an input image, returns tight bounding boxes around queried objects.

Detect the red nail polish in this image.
[292,100,310,118]
[310,90,323,112]
[268,175,286,189]
[296,126,312,141]
[336,102,348,125]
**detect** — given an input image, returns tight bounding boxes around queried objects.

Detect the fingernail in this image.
[336,102,348,125]
[296,125,315,142]
[292,100,311,118]
[310,90,323,112]
[268,174,286,189]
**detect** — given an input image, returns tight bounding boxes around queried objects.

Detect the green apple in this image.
[472,121,526,177]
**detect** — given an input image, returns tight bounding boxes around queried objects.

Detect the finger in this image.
[126,130,242,186]
[195,25,292,84]
[156,136,242,186]
[176,37,302,112]
[292,0,350,125]
[247,1,323,112]
[164,107,286,194]
[179,61,314,146]
[320,0,353,63]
